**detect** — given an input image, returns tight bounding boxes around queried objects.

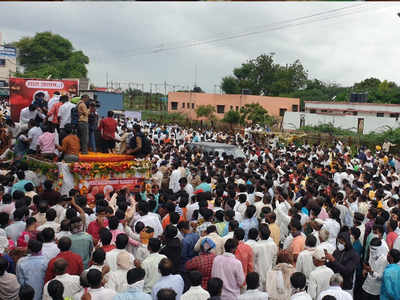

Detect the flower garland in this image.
[70,159,152,180]
[23,157,59,181]
[78,152,136,163]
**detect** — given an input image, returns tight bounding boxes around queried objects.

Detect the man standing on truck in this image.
[126,124,151,158]
[77,95,89,154]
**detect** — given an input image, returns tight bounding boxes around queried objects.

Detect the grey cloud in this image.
[0,3,400,92]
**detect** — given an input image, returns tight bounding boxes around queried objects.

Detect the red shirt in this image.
[98,117,117,140]
[235,241,254,277]
[45,250,83,283]
[101,245,116,253]
[185,252,216,289]
[87,219,109,244]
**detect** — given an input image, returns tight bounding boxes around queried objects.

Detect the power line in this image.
[108,4,365,58]
[108,3,390,59]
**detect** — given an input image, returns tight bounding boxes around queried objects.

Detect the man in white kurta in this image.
[308,248,334,300]
[296,235,317,284]
[251,224,278,291]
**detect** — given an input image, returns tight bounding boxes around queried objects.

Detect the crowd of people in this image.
[0,93,399,300]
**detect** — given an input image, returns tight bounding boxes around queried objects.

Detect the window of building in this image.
[292,105,298,112]
[171,102,178,110]
[310,109,316,114]
[279,108,287,117]
[390,113,399,118]
[192,103,195,109]
[182,102,185,108]
[0,59,5,67]
[377,113,384,117]
[217,105,225,114]
[236,106,239,112]
[230,105,233,110]
[187,103,190,109]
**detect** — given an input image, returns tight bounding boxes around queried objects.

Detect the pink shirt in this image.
[110,229,140,247]
[387,232,398,250]
[38,132,56,154]
[211,252,245,300]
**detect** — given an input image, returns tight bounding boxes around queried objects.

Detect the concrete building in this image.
[283,101,400,134]
[167,92,300,119]
[0,33,17,87]
[304,101,400,118]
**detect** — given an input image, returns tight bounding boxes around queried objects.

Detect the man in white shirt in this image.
[27,119,43,154]
[42,258,80,300]
[308,248,334,300]
[238,272,269,300]
[19,104,45,129]
[182,270,210,300]
[317,273,352,300]
[37,208,60,233]
[140,238,167,294]
[169,162,183,193]
[105,234,134,272]
[58,95,76,140]
[296,235,317,285]
[73,269,116,300]
[194,225,225,255]
[41,228,60,262]
[251,223,277,291]
[317,228,336,255]
[290,272,312,300]
[361,238,388,299]
[133,202,163,238]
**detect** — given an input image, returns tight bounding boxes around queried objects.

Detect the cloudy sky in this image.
[1,2,400,93]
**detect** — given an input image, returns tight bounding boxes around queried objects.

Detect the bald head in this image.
[53,258,68,275]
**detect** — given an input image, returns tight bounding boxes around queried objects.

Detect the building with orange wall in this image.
[167,92,300,119]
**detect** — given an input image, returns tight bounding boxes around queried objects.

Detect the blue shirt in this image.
[16,254,47,300]
[11,179,34,195]
[381,263,400,300]
[240,217,259,241]
[195,183,211,193]
[181,232,199,266]
[152,274,184,300]
[114,287,152,300]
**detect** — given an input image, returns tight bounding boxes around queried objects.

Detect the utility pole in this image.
[163,81,167,112]
[149,83,152,111]
[194,64,197,89]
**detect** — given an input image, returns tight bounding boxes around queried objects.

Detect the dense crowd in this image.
[0,92,400,300]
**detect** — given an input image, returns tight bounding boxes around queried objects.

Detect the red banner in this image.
[9,77,79,122]
[81,177,145,204]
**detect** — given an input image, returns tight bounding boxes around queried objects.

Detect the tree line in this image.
[221,53,400,104]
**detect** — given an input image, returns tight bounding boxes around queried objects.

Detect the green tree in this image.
[222,110,240,129]
[195,104,216,121]
[221,76,241,94]
[220,54,308,96]
[15,32,89,79]
[240,103,275,126]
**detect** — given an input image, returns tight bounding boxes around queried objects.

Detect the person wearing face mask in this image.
[381,248,400,300]
[325,232,359,295]
[364,224,387,261]
[361,237,389,300]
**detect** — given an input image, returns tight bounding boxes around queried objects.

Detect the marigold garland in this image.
[70,159,152,179]
[78,152,136,163]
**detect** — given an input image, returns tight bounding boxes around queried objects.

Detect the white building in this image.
[0,32,17,87]
[283,101,400,134]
